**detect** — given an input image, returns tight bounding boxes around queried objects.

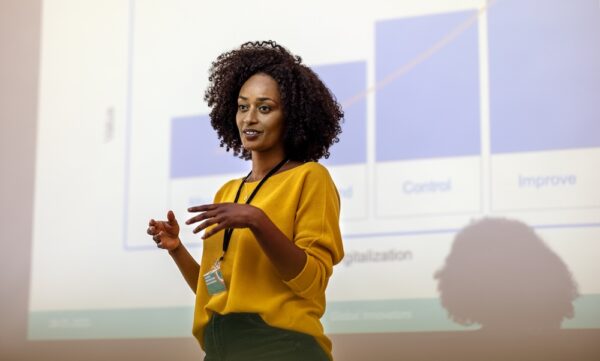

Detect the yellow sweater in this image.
[192,162,344,359]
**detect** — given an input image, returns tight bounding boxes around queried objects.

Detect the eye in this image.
[258,105,271,112]
[237,104,248,111]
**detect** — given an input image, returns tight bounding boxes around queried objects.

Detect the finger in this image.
[167,210,179,226]
[185,211,217,226]
[156,242,164,249]
[149,219,156,226]
[164,221,177,233]
[202,221,228,239]
[147,226,156,235]
[153,231,166,244]
[188,204,218,213]
[193,217,221,234]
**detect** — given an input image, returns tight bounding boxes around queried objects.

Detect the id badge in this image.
[203,260,226,295]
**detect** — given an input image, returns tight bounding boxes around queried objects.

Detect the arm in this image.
[187,204,306,281]
[167,243,200,293]
[279,166,344,298]
[186,163,343,297]
[187,167,343,291]
[148,210,200,293]
[248,208,307,281]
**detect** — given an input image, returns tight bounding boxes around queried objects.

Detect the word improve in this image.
[518,174,577,189]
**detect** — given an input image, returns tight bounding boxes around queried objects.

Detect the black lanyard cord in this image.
[220,158,289,259]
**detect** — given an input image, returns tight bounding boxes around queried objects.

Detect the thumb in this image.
[167,210,179,226]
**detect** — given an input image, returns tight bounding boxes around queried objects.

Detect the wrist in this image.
[168,239,183,255]
[248,206,265,233]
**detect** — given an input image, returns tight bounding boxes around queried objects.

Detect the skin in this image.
[147,73,307,293]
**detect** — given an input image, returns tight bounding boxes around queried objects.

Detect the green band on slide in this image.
[28,294,600,340]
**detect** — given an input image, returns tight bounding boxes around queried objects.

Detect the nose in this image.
[242,106,258,125]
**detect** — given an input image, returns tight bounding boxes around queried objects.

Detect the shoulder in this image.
[303,162,336,190]
[294,161,333,180]
[293,162,338,199]
[221,177,243,189]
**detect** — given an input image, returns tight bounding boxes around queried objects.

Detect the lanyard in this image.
[220,158,288,260]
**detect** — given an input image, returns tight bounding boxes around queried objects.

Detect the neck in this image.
[250,151,286,181]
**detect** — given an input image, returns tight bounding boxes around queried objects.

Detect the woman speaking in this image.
[147,41,344,361]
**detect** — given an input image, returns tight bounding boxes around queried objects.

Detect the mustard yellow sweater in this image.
[192,162,344,359]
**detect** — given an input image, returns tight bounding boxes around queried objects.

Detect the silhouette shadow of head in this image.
[435,218,578,333]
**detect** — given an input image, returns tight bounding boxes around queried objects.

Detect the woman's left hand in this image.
[186,203,261,239]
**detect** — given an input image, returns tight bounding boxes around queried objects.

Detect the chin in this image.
[242,143,258,152]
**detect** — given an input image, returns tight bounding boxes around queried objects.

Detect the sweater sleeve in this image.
[284,164,344,299]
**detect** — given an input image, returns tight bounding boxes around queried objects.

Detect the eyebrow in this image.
[238,95,275,102]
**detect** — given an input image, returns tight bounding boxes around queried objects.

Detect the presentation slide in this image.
[29,0,600,340]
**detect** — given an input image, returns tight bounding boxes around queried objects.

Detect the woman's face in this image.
[236,73,285,158]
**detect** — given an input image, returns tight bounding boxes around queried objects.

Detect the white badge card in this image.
[203,261,226,295]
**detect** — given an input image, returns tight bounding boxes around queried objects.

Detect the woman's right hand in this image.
[147,210,181,252]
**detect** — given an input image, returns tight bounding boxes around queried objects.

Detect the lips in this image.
[242,129,263,139]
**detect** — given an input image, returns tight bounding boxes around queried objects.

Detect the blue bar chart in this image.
[375,11,481,162]
[314,61,369,220]
[374,10,482,217]
[315,61,367,166]
[489,0,600,154]
[488,0,600,211]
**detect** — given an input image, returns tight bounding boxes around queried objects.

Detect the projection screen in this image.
[14,0,600,359]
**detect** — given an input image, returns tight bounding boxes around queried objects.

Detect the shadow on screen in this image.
[431,217,581,360]
[435,217,578,333]
[331,218,600,361]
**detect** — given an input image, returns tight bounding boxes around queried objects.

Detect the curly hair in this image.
[204,40,344,162]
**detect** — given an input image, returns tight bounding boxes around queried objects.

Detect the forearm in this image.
[249,209,307,281]
[168,242,200,293]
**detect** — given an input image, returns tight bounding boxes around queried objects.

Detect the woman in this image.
[147,41,345,360]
